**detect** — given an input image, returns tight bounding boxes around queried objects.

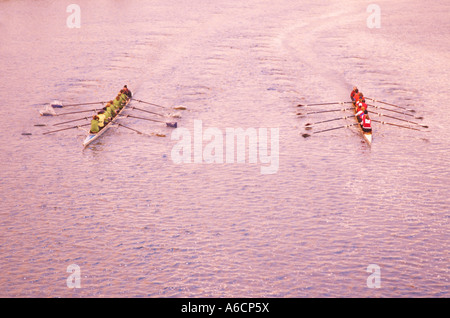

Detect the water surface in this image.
[0,0,448,297]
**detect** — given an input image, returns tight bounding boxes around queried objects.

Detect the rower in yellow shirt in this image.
[109,101,117,117]
[90,115,100,134]
[102,103,115,122]
[113,95,123,110]
[97,110,106,129]
[119,90,128,106]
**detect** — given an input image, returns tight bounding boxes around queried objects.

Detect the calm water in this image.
[0,0,448,297]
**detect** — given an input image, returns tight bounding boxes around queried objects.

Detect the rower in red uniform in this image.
[355,101,362,113]
[356,92,365,103]
[355,92,367,110]
[359,97,367,108]
[355,103,365,122]
[360,110,372,133]
[351,87,359,102]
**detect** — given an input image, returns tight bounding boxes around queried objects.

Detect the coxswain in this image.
[360,110,372,133]
[123,85,132,98]
[90,115,100,134]
[351,87,359,102]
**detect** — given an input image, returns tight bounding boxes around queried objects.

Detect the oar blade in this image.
[51,100,63,108]
[39,104,57,116]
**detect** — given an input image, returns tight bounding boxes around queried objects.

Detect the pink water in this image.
[0,0,448,297]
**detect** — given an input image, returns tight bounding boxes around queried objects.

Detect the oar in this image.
[43,123,91,135]
[367,104,422,119]
[134,99,186,110]
[125,114,177,128]
[53,116,90,126]
[34,116,90,126]
[305,115,353,128]
[297,107,353,116]
[52,101,107,108]
[129,106,165,117]
[371,119,424,131]
[369,112,428,128]
[302,123,358,138]
[117,123,166,137]
[56,109,100,116]
[297,101,352,107]
[365,97,416,113]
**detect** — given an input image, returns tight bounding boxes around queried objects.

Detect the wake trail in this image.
[276,6,363,98]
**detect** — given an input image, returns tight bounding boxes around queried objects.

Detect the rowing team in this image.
[89,85,132,134]
[351,86,372,133]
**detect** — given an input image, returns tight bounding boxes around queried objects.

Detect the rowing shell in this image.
[353,101,372,145]
[83,96,132,147]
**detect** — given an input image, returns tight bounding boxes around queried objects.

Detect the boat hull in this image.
[83,96,131,147]
[353,101,372,145]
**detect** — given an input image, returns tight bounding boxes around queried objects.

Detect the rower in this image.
[97,110,106,129]
[355,104,365,123]
[103,104,114,122]
[117,91,127,107]
[357,93,366,103]
[107,101,117,117]
[113,95,122,110]
[360,110,372,133]
[102,106,110,123]
[351,87,359,102]
[90,115,100,134]
[355,101,362,112]
[119,90,128,104]
[358,95,368,110]
[123,85,132,98]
